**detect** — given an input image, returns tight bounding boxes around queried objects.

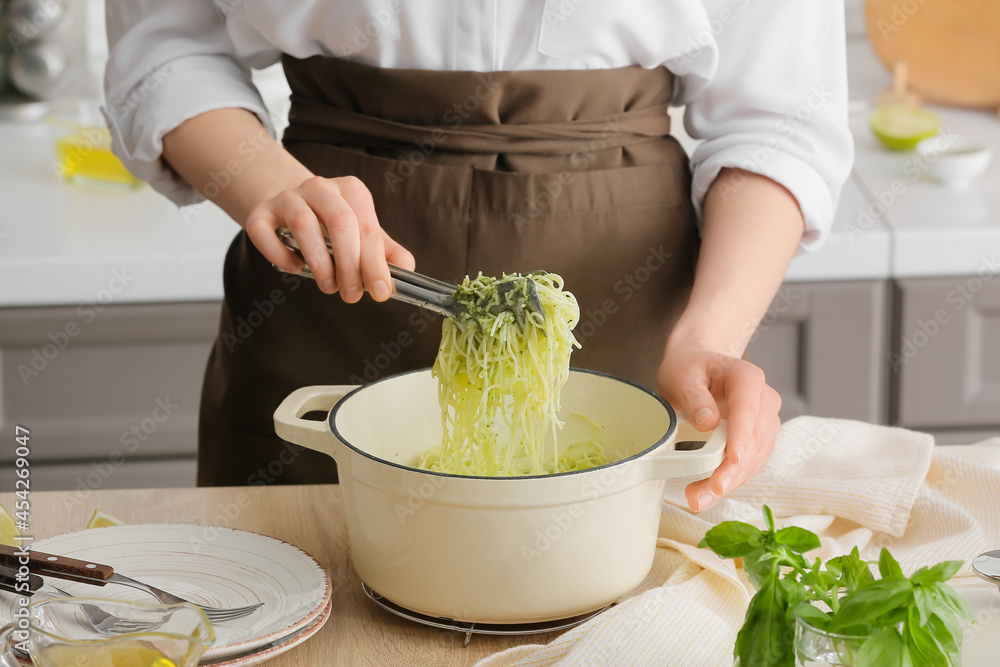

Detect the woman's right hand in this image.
[161,109,415,304]
[244,175,416,303]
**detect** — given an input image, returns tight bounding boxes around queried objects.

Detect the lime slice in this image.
[0,503,20,547]
[870,104,940,151]
[87,509,124,529]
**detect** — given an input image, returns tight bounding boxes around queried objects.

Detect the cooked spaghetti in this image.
[417,271,608,476]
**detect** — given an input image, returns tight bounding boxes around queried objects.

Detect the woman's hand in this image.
[657,340,781,513]
[161,108,415,303]
[245,175,415,302]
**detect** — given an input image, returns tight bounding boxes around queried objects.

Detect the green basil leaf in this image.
[774,526,821,554]
[911,561,963,586]
[763,504,776,533]
[743,549,775,592]
[913,585,935,626]
[879,548,904,580]
[905,608,949,667]
[875,607,909,628]
[779,575,807,609]
[858,629,906,667]
[828,579,913,633]
[932,582,975,622]
[735,578,793,667]
[787,603,831,630]
[699,521,764,558]
[835,547,876,594]
[932,599,964,644]
[926,612,960,660]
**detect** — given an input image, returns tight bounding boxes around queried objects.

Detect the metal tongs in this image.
[275,229,543,327]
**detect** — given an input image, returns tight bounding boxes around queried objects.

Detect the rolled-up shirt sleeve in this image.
[104,0,276,206]
[672,0,854,250]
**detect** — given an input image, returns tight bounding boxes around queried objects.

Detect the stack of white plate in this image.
[0,524,333,666]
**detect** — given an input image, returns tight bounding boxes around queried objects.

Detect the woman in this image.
[104,1,853,512]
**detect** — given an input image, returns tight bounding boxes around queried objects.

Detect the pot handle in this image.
[273,385,357,460]
[639,414,728,481]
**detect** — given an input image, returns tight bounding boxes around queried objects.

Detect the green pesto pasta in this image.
[417,271,607,476]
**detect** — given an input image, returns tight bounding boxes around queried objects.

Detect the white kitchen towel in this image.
[475,416,1000,667]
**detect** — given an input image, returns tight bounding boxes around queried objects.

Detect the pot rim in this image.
[328,366,678,481]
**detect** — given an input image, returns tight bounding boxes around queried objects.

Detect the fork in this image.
[45,585,161,634]
[0,544,262,623]
[0,567,154,634]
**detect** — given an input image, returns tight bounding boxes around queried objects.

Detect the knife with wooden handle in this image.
[0,543,112,586]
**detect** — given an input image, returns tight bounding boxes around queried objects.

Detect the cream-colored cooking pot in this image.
[273,368,726,624]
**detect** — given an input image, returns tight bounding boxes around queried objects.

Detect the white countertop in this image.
[0,121,239,308]
[0,38,994,308]
[846,40,1000,279]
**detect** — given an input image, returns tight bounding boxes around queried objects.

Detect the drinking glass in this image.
[793,617,869,666]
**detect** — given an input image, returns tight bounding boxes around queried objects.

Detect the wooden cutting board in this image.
[865,0,1000,108]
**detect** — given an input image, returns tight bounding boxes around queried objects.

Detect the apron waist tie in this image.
[282,102,672,155]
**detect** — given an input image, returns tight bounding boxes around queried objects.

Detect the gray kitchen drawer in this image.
[0,302,220,464]
[893,276,1000,429]
[0,457,197,493]
[748,280,888,423]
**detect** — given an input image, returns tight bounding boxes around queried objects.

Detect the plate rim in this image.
[205,597,333,667]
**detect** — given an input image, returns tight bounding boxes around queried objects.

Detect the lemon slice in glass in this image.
[87,509,124,529]
[870,104,940,151]
[0,503,20,546]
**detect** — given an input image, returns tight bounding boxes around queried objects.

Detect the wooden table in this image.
[0,485,561,667]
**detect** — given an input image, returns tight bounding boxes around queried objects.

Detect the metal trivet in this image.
[361,582,611,646]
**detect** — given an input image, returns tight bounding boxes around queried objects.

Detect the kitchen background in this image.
[0,0,997,491]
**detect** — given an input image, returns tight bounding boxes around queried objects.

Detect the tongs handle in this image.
[273,229,462,319]
[0,543,112,585]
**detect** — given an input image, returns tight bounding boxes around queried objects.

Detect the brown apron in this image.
[197,56,699,487]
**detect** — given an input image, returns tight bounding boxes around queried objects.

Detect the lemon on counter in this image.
[0,503,20,546]
[870,103,940,151]
[87,509,125,529]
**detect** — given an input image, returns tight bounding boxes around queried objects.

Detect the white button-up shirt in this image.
[104,0,853,249]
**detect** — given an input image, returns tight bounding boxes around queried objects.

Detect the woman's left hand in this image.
[657,342,782,513]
